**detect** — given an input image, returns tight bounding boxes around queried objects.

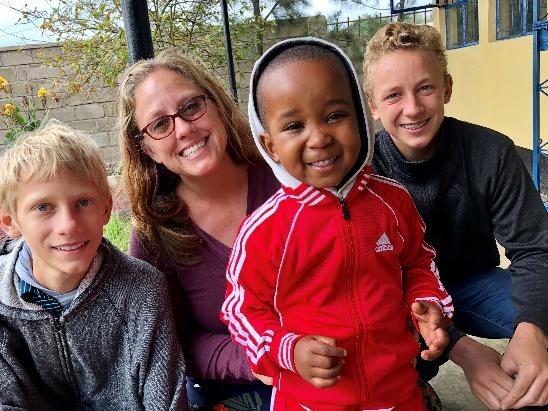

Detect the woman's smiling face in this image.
[134,68,229,179]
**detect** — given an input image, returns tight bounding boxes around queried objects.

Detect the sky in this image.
[0,0,55,47]
[0,0,392,47]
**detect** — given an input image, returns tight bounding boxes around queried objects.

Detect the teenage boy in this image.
[365,22,548,410]
[0,120,188,410]
[222,37,454,410]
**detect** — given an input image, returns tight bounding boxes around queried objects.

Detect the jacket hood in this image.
[248,37,375,192]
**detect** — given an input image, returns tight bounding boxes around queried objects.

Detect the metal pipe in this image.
[532,0,540,189]
[122,0,154,63]
[220,0,238,102]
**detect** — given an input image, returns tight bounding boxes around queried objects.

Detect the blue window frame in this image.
[445,0,479,49]
[497,0,548,39]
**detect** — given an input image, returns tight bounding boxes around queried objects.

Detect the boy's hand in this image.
[449,336,513,410]
[500,322,548,409]
[294,335,347,389]
[412,301,449,361]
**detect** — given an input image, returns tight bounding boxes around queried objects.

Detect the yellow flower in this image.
[0,76,8,91]
[2,102,16,116]
[37,86,52,98]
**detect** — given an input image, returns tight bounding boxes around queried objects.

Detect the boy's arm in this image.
[479,139,548,409]
[130,266,188,410]
[0,354,32,408]
[220,215,303,378]
[486,138,548,337]
[0,328,46,408]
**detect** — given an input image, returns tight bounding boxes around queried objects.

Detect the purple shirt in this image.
[130,161,279,382]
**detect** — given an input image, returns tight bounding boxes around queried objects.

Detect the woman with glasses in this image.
[117,50,279,409]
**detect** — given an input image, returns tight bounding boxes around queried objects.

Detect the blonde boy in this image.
[0,120,187,410]
[366,23,548,410]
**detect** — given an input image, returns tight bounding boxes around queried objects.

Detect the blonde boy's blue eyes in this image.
[32,198,93,213]
[384,85,435,102]
[34,204,49,212]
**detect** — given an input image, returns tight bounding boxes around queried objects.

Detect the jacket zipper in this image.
[341,204,368,405]
[54,317,80,409]
[340,197,350,220]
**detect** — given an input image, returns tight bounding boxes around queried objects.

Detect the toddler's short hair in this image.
[255,44,348,124]
[0,119,110,215]
[363,22,448,100]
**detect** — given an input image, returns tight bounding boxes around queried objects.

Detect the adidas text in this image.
[375,243,394,252]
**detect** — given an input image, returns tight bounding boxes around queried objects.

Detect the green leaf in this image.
[28,120,40,130]
[14,110,27,126]
[5,130,16,143]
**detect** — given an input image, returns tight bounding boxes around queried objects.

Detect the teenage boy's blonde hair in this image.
[363,22,449,100]
[0,119,110,215]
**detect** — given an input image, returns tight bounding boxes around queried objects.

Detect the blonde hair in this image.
[117,49,260,265]
[0,119,110,215]
[363,22,449,100]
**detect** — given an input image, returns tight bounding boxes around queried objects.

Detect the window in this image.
[497,0,548,39]
[445,0,479,49]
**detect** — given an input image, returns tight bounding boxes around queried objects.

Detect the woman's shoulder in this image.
[247,160,281,209]
[249,160,278,182]
[128,229,181,273]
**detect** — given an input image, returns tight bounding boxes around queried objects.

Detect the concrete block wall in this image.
[228,15,359,107]
[0,43,119,171]
[0,17,368,174]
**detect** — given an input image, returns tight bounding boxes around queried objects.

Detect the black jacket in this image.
[372,116,548,335]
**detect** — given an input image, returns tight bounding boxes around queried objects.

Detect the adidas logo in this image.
[375,232,394,252]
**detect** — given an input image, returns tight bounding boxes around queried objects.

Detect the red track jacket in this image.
[222,37,453,410]
[221,167,453,410]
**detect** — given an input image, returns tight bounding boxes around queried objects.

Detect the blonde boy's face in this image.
[0,171,112,291]
[259,59,361,188]
[368,49,452,161]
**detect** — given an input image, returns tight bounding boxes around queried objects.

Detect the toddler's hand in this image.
[294,335,346,389]
[252,371,273,386]
[412,301,449,361]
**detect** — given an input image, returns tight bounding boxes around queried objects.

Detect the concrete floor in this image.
[430,337,508,410]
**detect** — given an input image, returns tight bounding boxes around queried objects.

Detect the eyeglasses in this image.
[141,95,208,140]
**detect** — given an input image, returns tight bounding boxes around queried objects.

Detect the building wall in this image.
[3,11,543,168]
[0,18,334,171]
[0,43,119,169]
[433,3,547,149]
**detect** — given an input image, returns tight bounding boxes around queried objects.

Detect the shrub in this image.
[103,212,131,253]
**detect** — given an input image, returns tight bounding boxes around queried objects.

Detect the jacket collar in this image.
[281,166,372,206]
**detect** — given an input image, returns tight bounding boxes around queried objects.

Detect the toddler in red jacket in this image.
[221,37,454,411]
